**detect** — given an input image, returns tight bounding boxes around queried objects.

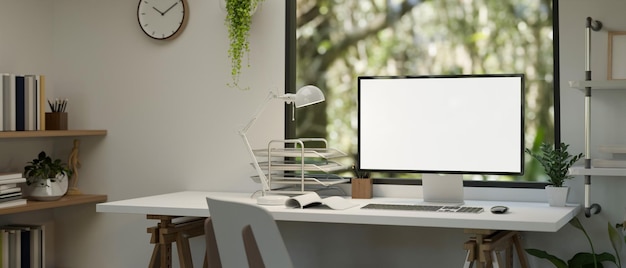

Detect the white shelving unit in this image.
[568,17,626,217]
[568,78,626,216]
[252,138,349,195]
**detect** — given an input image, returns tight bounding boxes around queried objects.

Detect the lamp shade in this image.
[295,85,325,108]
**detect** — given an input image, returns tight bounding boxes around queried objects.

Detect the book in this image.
[38,225,45,268]
[1,229,8,268]
[599,145,626,154]
[24,75,37,131]
[15,75,25,131]
[2,73,16,131]
[6,229,16,268]
[29,225,43,268]
[0,74,3,131]
[0,187,21,195]
[0,192,22,200]
[592,159,626,168]
[0,184,18,191]
[285,192,357,210]
[4,224,43,268]
[0,199,27,209]
[4,228,20,268]
[0,172,23,181]
[20,227,30,268]
[0,178,26,185]
[36,75,45,131]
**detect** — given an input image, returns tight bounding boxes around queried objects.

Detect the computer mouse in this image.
[490,206,509,214]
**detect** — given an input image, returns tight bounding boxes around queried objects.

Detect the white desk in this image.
[97,191,579,232]
[96,191,581,268]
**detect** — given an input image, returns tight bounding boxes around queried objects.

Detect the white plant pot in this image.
[545,185,569,207]
[25,174,69,201]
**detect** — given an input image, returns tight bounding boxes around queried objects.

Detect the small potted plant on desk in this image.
[351,164,372,199]
[525,142,583,207]
[23,151,72,201]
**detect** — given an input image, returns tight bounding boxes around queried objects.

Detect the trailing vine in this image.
[225,0,263,89]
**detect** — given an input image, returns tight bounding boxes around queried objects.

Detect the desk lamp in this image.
[239,85,325,205]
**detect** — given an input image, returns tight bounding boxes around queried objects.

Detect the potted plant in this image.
[351,164,372,199]
[23,151,72,201]
[223,0,264,90]
[526,217,622,267]
[525,142,583,206]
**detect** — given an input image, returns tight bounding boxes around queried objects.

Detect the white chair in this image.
[205,197,294,268]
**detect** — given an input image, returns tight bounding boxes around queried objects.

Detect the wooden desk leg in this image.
[505,243,513,268]
[176,232,193,268]
[513,233,529,268]
[148,215,207,268]
[468,230,528,268]
[147,216,174,268]
[463,240,476,268]
[476,234,486,268]
[150,244,161,268]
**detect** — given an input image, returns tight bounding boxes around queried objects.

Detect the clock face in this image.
[137,0,187,40]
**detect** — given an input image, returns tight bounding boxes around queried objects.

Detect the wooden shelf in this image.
[0,194,107,215]
[0,130,107,139]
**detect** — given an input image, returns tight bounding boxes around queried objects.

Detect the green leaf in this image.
[608,222,623,266]
[568,252,615,267]
[525,248,568,268]
[525,142,583,186]
[569,217,584,231]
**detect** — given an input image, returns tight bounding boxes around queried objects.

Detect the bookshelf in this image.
[0,194,107,215]
[0,129,108,212]
[0,130,107,138]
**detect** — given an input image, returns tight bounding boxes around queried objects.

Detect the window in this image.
[286,0,559,186]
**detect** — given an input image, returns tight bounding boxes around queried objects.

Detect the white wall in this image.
[48,0,285,267]
[2,0,626,267]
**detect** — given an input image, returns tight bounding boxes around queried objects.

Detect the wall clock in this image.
[137,0,188,40]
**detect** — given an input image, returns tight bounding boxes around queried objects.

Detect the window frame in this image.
[284,0,561,189]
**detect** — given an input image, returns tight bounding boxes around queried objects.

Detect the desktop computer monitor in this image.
[357,74,524,205]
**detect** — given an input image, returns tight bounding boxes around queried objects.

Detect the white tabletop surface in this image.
[96,191,580,232]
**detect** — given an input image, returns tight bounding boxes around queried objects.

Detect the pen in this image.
[48,98,68,112]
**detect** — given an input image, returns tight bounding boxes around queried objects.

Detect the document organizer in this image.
[251,138,349,195]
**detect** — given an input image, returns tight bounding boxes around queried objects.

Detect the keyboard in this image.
[361,203,484,213]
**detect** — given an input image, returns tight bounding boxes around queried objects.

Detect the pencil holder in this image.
[351,178,373,199]
[45,112,68,130]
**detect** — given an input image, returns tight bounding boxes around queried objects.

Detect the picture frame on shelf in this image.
[607,31,626,80]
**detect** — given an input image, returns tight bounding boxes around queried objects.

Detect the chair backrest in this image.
[206,196,294,268]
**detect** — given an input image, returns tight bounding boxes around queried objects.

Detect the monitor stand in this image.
[421,174,465,206]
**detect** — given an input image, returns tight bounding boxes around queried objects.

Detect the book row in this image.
[0,74,47,131]
[0,225,46,268]
[0,173,27,209]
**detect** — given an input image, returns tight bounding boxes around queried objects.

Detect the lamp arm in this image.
[240,92,295,134]
[240,132,270,193]
[238,91,299,195]
[241,91,277,134]
[239,90,284,194]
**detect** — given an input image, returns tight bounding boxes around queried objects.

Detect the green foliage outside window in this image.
[292,0,556,183]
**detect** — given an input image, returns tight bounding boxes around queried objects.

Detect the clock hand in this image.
[162,2,178,15]
[152,6,164,15]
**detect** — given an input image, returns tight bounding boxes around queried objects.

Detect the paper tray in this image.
[250,175,349,186]
[253,147,347,158]
[257,161,347,173]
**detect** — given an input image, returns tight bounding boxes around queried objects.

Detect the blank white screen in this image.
[358,75,523,174]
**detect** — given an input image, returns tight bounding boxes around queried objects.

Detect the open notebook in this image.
[285,192,357,210]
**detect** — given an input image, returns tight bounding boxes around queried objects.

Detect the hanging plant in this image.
[225,0,263,90]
